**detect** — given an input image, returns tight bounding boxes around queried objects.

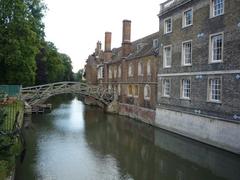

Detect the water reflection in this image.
[15,96,240,180]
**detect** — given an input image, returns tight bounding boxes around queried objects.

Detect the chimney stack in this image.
[104,32,112,61]
[122,20,132,57]
[95,41,102,56]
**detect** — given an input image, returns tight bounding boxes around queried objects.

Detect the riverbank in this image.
[0,100,24,180]
[101,99,240,155]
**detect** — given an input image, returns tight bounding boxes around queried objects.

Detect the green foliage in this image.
[0,0,73,86]
[74,69,85,82]
[35,42,74,84]
[0,0,46,86]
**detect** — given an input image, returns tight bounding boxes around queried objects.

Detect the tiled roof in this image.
[107,32,159,64]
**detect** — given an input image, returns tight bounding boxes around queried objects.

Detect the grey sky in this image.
[43,0,165,72]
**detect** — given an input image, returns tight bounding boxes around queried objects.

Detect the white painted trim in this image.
[164,17,172,34]
[158,70,240,77]
[209,32,224,64]
[181,40,192,66]
[182,8,193,28]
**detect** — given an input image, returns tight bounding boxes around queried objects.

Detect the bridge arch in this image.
[21,82,114,106]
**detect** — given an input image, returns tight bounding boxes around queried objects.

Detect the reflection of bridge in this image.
[21,82,114,106]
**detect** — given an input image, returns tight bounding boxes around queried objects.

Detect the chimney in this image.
[104,32,112,61]
[95,41,102,56]
[105,32,112,52]
[122,20,132,57]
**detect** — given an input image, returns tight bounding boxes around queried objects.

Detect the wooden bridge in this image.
[21,82,114,106]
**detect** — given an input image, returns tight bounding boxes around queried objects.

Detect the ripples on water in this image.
[15,96,240,180]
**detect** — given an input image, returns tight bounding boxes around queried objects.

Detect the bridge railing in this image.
[21,82,114,105]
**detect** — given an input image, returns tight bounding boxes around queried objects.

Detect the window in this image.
[211,0,224,17]
[182,41,192,65]
[163,46,172,68]
[144,85,151,100]
[114,66,117,78]
[118,84,121,95]
[128,85,133,96]
[164,17,172,34]
[109,67,112,79]
[162,79,170,97]
[133,85,139,97]
[118,65,121,78]
[208,78,221,102]
[147,61,151,75]
[210,33,223,63]
[97,66,104,79]
[183,9,193,27]
[153,39,159,48]
[138,62,143,76]
[128,63,133,77]
[181,79,191,99]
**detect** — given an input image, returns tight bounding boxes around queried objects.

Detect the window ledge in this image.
[209,60,223,64]
[182,24,193,29]
[207,100,222,104]
[180,97,191,101]
[209,13,224,19]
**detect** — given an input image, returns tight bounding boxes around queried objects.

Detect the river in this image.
[15,95,240,180]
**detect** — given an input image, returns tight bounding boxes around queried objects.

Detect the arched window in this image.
[118,65,121,78]
[138,62,143,76]
[144,84,151,100]
[128,85,133,96]
[118,84,121,95]
[147,61,151,75]
[133,85,139,97]
[128,63,133,77]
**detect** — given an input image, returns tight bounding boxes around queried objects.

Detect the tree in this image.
[0,0,46,86]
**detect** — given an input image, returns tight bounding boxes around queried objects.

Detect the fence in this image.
[0,101,23,132]
[0,85,21,98]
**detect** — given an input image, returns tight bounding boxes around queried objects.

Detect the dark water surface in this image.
[15,96,240,180]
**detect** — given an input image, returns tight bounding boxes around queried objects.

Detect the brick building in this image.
[155,0,240,154]
[86,20,160,124]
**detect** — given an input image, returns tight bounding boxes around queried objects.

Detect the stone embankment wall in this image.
[155,108,240,154]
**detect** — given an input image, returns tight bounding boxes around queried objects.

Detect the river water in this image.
[15,95,240,180]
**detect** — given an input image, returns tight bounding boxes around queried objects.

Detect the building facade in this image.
[155,0,240,154]
[86,20,160,124]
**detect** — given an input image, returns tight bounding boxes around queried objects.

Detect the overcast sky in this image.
[43,0,165,72]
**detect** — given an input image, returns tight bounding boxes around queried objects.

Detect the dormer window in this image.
[153,39,159,48]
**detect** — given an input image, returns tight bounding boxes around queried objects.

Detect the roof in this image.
[107,32,160,65]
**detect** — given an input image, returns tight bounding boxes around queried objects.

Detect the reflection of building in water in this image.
[154,129,240,180]
[83,106,240,180]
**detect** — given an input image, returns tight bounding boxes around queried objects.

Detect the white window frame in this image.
[162,79,170,97]
[181,79,191,99]
[209,32,224,63]
[182,40,192,66]
[133,85,139,98]
[138,62,143,76]
[144,84,151,100]
[128,84,133,97]
[118,84,121,96]
[153,39,159,48]
[182,8,193,28]
[208,77,222,103]
[109,67,112,79]
[113,66,117,78]
[210,0,224,18]
[118,65,121,78]
[164,17,172,34]
[163,45,172,68]
[147,61,151,75]
[128,63,133,77]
